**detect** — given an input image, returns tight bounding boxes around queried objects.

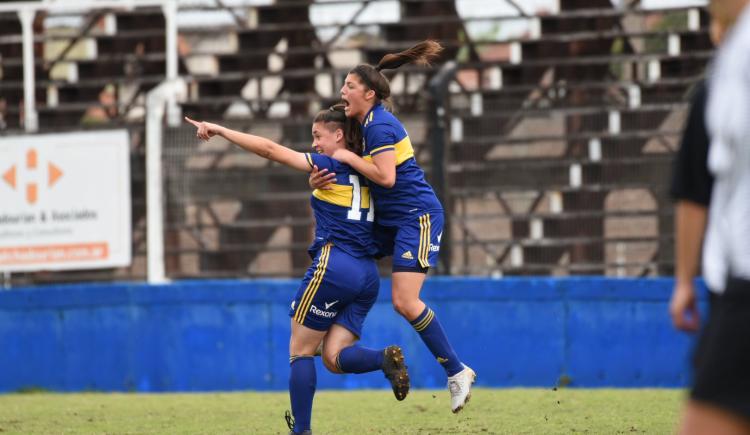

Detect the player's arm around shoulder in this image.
[333,147,395,188]
[185,116,310,173]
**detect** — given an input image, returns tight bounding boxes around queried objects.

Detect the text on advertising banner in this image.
[0,130,131,272]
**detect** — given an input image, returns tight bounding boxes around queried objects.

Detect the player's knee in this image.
[289,341,318,358]
[391,299,409,317]
[392,296,420,319]
[321,350,342,374]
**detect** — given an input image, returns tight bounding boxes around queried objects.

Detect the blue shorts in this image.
[289,243,379,338]
[374,210,443,273]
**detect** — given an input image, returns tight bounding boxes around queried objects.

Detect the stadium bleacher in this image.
[0,0,712,283]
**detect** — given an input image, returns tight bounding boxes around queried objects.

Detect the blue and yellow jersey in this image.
[304,152,378,258]
[362,103,443,225]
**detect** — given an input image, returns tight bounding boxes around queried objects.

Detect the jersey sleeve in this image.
[670,80,713,206]
[305,152,336,172]
[364,123,397,158]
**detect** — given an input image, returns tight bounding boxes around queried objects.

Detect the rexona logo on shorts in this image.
[309,305,337,318]
[429,243,440,252]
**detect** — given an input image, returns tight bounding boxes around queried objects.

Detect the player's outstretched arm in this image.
[185,116,310,173]
[333,148,396,188]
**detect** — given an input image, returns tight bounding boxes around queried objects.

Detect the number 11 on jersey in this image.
[347,175,375,222]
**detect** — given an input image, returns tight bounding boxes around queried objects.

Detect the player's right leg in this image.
[286,243,339,435]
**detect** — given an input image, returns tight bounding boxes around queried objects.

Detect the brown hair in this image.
[350,40,443,110]
[709,0,749,35]
[313,104,363,155]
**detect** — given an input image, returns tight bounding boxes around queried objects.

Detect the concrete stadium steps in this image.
[75,57,170,80]
[165,176,313,275]
[679,31,713,52]
[95,32,166,55]
[216,52,271,74]
[0,60,46,82]
[191,77,248,102]
[451,136,673,165]
[640,80,695,104]
[447,104,683,164]
[0,83,48,105]
[457,78,693,112]
[0,11,23,65]
[253,2,312,25]
[195,199,312,275]
[0,12,21,35]
[236,28,306,50]
[114,8,165,32]
[3,106,84,129]
[180,101,235,121]
[0,41,22,59]
[38,105,96,127]
[659,55,710,79]
[447,155,673,276]
[449,156,671,190]
[540,14,621,36]
[522,37,619,59]
[449,186,673,276]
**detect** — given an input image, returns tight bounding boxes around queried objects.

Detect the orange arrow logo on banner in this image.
[49,162,63,187]
[2,165,16,189]
[2,149,64,204]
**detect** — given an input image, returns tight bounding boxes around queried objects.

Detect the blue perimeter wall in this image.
[0,277,707,393]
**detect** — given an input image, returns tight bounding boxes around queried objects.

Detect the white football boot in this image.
[447,364,476,413]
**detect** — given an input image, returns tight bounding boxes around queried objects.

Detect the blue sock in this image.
[289,356,316,433]
[336,345,384,374]
[410,306,464,376]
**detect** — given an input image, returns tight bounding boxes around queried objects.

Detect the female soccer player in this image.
[186,106,409,435]
[311,40,476,413]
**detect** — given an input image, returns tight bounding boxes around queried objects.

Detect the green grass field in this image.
[0,388,684,434]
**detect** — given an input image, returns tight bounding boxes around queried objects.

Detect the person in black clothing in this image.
[669,79,713,333]
[670,1,750,433]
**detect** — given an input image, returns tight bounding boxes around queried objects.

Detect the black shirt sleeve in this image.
[670,80,714,206]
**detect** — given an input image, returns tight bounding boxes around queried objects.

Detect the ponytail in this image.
[350,40,443,110]
[375,39,443,72]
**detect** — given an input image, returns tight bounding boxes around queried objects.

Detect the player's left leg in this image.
[390,211,476,412]
[288,320,326,435]
[392,271,475,412]
[321,257,410,401]
[321,325,410,401]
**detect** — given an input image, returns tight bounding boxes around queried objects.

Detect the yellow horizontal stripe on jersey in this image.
[364,136,415,165]
[393,136,415,165]
[313,184,353,208]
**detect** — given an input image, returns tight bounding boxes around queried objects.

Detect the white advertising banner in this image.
[0,130,131,272]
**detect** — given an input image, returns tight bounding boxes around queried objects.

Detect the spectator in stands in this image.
[185,105,410,435]
[310,40,476,414]
[80,84,117,126]
[670,0,750,433]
